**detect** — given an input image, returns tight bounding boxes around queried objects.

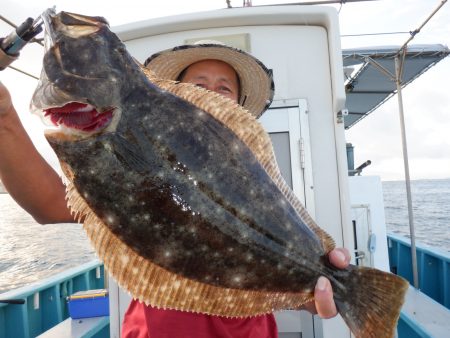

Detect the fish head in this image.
[31,9,135,139]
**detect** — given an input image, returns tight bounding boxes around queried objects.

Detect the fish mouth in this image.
[43,102,115,133]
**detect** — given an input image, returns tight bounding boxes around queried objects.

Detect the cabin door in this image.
[259,99,314,211]
[351,205,375,267]
[260,99,318,338]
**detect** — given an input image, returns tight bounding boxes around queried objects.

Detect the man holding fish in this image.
[0,39,350,337]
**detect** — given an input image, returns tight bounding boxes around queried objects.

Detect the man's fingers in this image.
[314,276,337,319]
[302,248,349,318]
[300,300,317,315]
[328,248,351,269]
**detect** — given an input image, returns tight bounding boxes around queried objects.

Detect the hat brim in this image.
[144,44,274,118]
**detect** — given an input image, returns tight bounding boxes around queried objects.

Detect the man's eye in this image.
[195,84,208,89]
[218,86,231,93]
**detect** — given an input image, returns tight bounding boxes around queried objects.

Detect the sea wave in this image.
[382,178,450,253]
[0,194,95,294]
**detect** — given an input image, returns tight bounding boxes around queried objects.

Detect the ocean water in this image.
[0,194,95,294]
[382,178,450,253]
[0,178,449,294]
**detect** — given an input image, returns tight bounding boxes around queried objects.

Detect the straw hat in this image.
[144,40,274,118]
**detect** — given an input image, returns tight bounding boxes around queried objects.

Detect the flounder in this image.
[31,9,408,338]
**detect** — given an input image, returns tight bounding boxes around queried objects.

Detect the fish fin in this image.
[335,266,409,338]
[111,134,151,172]
[140,64,335,252]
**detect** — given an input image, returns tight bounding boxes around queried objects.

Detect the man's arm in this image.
[0,81,74,224]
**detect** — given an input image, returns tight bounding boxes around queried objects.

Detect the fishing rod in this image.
[0,15,43,70]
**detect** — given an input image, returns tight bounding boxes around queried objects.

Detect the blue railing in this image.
[387,233,450,310]
[3,236,448,338]
[0,260,108,338]
[397,311,434,338]
[388,233,450,338]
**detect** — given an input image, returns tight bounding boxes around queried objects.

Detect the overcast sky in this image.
[1,0,449,181]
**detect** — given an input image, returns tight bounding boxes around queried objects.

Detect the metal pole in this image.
[395,53,419,289]
[7,65,39,80]
[397,0,448,54]
[266,0,379,6]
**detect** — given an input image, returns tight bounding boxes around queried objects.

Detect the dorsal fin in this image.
[140,65,335,253]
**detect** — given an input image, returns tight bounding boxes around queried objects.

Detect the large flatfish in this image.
[31,9,408,338]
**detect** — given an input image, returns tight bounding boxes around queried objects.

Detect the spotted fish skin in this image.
[45,58,327,293]
[51,101,331,290]
[32,9,409,338]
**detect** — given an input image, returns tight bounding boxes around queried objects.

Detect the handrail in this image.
[0,259,106,338]
[387,233,450,309]
[0,259,103,305]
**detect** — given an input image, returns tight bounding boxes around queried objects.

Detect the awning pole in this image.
[266,0,380,6]
[395,52,419,289]
[397,0,448,53]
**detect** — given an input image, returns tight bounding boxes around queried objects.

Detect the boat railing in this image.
[387,233,450,310]
[2,236,448,338]
[0,259,107,338]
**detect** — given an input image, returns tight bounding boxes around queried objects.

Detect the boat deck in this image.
[400,286,450,338]
[36,316,109,338]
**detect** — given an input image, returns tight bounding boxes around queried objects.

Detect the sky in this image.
[1,0,449,181]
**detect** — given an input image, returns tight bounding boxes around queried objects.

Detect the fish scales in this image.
[31,9,409,338]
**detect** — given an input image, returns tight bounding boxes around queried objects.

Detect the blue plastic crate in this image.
[68,289,109,319]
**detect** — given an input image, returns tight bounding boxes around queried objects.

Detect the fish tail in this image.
[334,265,409,338]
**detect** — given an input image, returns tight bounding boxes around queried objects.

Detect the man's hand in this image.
[302,248,351,318]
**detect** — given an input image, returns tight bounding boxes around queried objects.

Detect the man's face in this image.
[180,59,240,103]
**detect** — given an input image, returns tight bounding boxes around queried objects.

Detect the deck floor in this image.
[401,286,450,337]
